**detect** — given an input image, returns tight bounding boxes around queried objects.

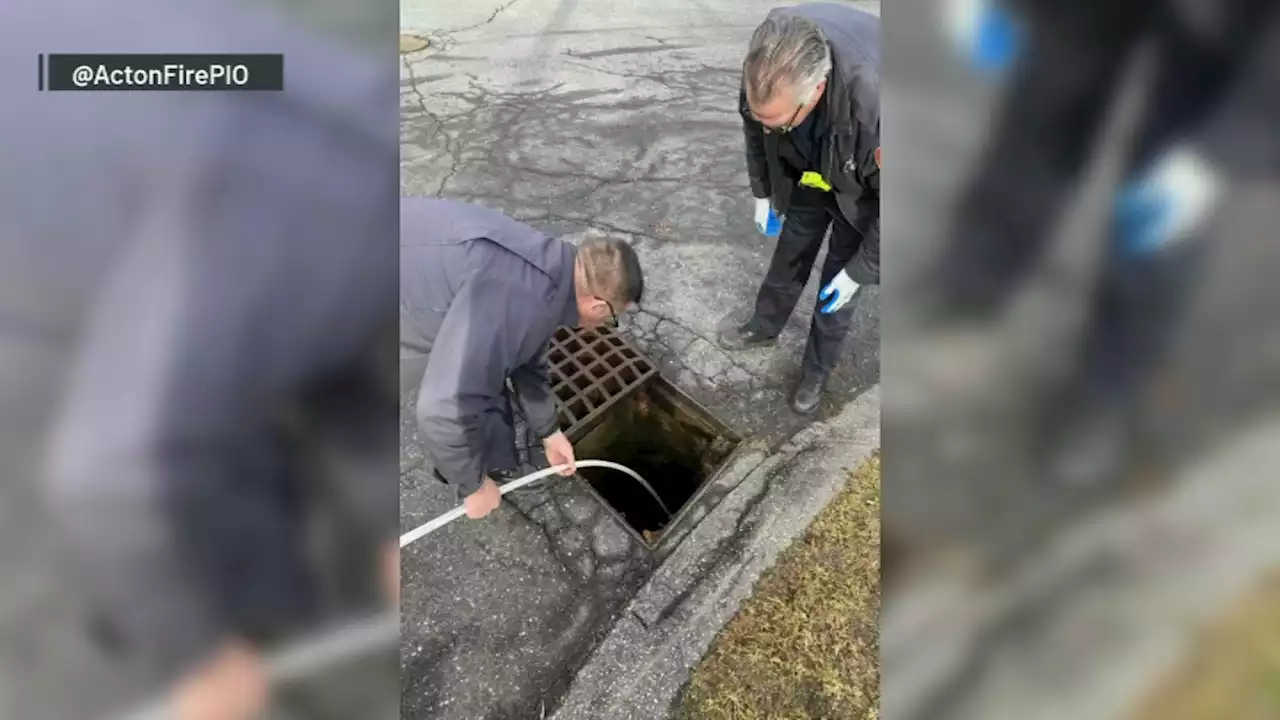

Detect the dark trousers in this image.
[401,339,521,492]
[425,393,520,492]
[936,0,1267,300]
[749,185,865,376]
[1077,3,1270,412]
[932,0,1267,413]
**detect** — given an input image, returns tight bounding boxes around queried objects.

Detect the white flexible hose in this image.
[400,460,664,548]
[116,464,657,717]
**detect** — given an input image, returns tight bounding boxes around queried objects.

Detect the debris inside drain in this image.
[572,377,739,545]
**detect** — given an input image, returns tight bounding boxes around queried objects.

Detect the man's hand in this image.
[1114,146,1221,258]
[819,269,860,314]
[170,640,269,720]
[542,430,577,476]
[946,0,1022,75]
[464,476,501,519]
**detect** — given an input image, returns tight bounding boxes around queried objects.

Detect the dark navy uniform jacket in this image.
[401,198,578,496]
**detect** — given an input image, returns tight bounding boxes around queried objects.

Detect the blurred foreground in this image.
[0,1,399,718]
[882,0,1280,717]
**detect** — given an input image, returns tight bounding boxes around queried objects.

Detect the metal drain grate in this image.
[546,326,657,440]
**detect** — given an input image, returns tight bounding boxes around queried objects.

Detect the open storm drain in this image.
[547,327,742,549]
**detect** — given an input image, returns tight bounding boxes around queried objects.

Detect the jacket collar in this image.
[558,245,580,328]
[822,56,856,136]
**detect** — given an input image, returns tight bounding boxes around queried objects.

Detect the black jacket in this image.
[401,198,577,495]
[741,3,881,284]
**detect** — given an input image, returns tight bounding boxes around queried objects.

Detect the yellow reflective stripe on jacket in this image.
[799,171,832,192]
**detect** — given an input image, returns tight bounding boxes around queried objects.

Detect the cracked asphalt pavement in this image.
[401,0,880,438]
[399,0,879,718]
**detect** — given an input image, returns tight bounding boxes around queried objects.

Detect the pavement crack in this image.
[504,164,685,186]
[559,57,705,96]
[560,56,738,96]
[402,55,462,195]
[637,308,768,389]
[448,0,528,35]
[561,57,645,82]
[537,213,669,244]
[481,0,525,26]
[506,497,577,577]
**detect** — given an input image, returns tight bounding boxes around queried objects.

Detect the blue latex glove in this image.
[1114,147,1222,258]
[754,197,782,237]
[947,0,1023,74]
[819,269,859,314]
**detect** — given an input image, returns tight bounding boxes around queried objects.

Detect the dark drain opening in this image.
[572,378,739,545]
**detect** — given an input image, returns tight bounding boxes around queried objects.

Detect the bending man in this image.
[401,198,645,519]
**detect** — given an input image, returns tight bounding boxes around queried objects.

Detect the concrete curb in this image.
[550,385,881,720]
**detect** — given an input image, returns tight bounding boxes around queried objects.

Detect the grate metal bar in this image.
[546,326,656,440]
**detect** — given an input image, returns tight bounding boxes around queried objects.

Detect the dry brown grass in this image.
[679,452,880,720]
[1132,574,1280,720]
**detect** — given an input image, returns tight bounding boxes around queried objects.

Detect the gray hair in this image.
[743,14,832,107]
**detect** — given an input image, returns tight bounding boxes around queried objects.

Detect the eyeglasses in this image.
[759,103,805,134]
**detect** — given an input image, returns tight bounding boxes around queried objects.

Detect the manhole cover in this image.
[399,34,430,54]
[548,327,742,550]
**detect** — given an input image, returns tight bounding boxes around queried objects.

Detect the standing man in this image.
[401,198,645,519]
[926,0,1278,486]
[718,3,881,415]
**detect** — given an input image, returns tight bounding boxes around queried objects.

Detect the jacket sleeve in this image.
[510,352,561,440]
[416,278,516,495]
[836,189,880,286]
[45,170,395,675]
[45,204,232,676]
[845,211,880,285]
[741,87,772,200]
[836,111,881,285]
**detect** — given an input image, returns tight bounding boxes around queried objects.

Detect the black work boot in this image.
[790,371,828,415]
[717,321,778,351]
